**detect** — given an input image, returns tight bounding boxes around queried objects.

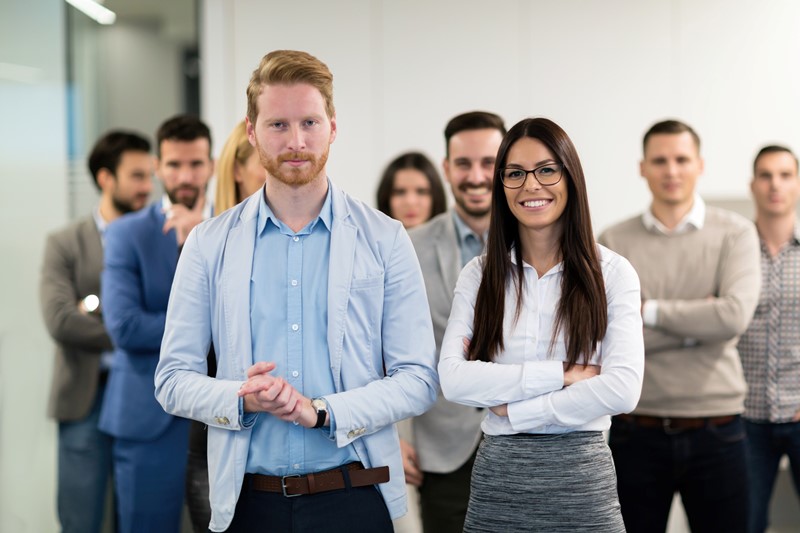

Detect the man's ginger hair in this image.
[246,50,335,126]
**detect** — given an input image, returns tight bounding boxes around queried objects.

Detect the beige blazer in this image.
[409,211,485,473]
[40,216,113,421]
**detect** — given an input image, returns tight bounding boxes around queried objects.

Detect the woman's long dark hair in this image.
[376,151,447,221]
[466,118,607,369]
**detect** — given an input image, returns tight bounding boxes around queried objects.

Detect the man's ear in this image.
[97,167,115,192]
[246,117,257,147]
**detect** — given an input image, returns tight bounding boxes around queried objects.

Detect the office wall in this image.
[200,1,800,530]
[0,0,66,531]
[201,0,800,234]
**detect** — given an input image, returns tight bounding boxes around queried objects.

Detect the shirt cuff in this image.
[642,299,658,328]
[239,396,258,428]
[321,397,336,440]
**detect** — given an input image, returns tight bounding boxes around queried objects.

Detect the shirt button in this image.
[291,324,299,331]
[291,370,299,377]
[293,236,299,242]
[293,464,300,469]
[291,279,298,286]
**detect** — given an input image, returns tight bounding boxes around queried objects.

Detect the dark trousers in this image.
[418,451,476,533]
[185,447,212,533]
[609,415,749,533]
[112,417,190,533]
[57,383,113,533]
[745,419,800,533]
[225,476,393,532]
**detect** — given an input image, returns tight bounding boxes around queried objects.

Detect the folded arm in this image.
[506,257,645,431]
[649,225,761,342]
[40,234,112,351]
[438,259,566,408]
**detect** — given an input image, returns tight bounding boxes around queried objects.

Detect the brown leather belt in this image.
[617,413,737,432]
[245,462,389,497]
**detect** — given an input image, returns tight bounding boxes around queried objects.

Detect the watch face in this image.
[311,398,326,412]
[83,294,100,312]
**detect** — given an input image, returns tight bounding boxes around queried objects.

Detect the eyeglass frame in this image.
[498,162,566,189]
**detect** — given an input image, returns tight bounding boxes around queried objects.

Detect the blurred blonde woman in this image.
[215,120,267,212]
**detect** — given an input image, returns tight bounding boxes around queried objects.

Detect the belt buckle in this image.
[281,474,302,498]
[662,417,683,435]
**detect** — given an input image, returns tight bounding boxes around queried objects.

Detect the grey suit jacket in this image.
[40,215,113,421]
[409,211,484,473]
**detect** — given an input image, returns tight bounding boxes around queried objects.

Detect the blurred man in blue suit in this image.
[100,115,214,533]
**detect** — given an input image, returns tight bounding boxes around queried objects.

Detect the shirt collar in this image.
[452,210,486,247]
[508,245,564,275]
[642,194,705,235]
[257,181,333,236]
[793,226,800,245]
[93,206,109,236]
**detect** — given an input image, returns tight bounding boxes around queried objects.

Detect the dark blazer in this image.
[99,203,180,440]
[40,216,113,421]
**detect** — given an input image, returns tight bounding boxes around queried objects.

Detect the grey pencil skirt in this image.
[464,431,625,532]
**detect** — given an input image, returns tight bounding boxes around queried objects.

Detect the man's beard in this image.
[257,141,329,187]
[454,183,492,218]
[111,193,149,215]
[167,185,201,209]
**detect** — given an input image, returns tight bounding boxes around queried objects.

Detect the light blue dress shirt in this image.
[452,210,487,268]
[246,187,359,475]
[92,207,114,371]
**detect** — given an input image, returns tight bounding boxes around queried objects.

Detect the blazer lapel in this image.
[326,187,356,391]
[436,215,460,297]
[221,197,259,376]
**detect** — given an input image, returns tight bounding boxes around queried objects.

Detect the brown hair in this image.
[156,115,212,158]
[753,144,798,174]
[376,151,447,221]
[246,50,334,126]
[467,118,607,369]
[642,119,701,155]
[444,111,506,158]
[214,121,256,213]
[87,130,150,191]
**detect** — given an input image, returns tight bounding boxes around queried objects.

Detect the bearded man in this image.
[100,115,214,533]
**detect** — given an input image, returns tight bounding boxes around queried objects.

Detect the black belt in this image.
[617,413,737,432]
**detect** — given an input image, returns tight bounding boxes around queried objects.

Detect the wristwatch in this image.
[311,398,327,429]
[82,294,100,313]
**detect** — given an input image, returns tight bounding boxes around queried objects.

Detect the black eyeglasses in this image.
[499,163,565,189]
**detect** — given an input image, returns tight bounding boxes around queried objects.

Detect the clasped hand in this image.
[237,361,316,428]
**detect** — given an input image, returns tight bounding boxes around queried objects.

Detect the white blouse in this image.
[438,245,644,436]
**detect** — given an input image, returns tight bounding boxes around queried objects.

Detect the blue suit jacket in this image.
[100,203,180,440]
[155,183,439,531]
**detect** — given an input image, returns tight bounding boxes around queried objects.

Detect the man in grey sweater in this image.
[598,119,760,533]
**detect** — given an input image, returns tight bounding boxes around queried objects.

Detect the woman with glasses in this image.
[438,117,644,532]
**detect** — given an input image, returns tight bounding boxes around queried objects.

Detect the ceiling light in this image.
[64,0,116,25]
